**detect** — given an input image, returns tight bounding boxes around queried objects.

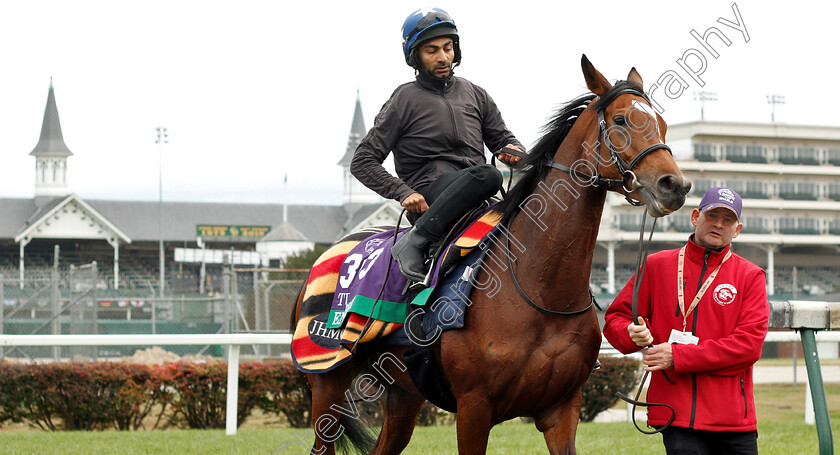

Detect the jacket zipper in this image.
[440,81,460,145]
[741,375,748,418]
[688,250,711,429]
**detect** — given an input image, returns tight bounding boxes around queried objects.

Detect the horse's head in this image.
[578,54,691,216]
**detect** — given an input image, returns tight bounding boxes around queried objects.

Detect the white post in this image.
[226,344,241,435]
[19,242,25,289]
[765,245,775,296]
[606,241,616,294]
[112,239,120,289]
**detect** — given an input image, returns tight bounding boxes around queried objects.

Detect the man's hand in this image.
[497,145,523,165]
[642,343,674,372]
[401,192,429,213]
[627,316,653,347]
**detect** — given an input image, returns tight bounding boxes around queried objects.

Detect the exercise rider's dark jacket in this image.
[603,236,769,432]
[351,72,523,202]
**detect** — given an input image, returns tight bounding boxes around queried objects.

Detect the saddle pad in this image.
[291,209,503,374]
[327,208,503,326]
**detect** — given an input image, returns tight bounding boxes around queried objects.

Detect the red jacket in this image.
[603,236,768,431]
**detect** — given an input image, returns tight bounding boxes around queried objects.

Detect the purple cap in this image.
[698,187,742,220]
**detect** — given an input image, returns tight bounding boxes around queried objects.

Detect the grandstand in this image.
[593,120,840,299]
[2,84,839,347]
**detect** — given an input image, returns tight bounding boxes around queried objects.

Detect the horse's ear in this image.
[627,67,644,89]
[581,54,611,96]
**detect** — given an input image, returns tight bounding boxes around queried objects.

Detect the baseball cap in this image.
[698,187,742,220]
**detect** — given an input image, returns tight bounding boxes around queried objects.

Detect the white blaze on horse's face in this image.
[629,100,664,143]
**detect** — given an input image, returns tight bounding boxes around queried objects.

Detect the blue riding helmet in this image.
[401,7,461,68]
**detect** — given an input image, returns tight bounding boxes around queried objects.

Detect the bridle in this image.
[505,85,673,316]
[546,86,673,205]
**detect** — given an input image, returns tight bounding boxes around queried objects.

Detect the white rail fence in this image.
[0,333,291,436]
[1,330,838,435]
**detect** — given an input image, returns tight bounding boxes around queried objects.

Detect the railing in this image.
[0,333,292,436]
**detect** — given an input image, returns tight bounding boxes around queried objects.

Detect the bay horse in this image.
[292,55,691,454]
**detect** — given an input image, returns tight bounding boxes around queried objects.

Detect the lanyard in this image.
[677,246,731,332]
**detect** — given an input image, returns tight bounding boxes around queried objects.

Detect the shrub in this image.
[160,362,232,429]
[579,355,642,422]
[249,361,311,428]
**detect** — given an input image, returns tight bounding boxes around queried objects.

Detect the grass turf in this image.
[2,384,838,454]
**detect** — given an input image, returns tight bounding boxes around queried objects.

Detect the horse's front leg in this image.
[536,391,582,455]
[454,392,494,455]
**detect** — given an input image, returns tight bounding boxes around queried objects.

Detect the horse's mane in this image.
[497,80,643,224]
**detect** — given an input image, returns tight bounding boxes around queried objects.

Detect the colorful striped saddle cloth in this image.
[291,208,502,374]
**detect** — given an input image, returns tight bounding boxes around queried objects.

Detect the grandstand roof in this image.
[0,196,388,244]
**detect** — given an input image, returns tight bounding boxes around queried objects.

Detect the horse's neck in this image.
[508,142,607,308]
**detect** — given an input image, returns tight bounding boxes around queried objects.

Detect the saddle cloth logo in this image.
[713,283,737,305]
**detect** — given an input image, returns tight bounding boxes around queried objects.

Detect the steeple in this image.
[338,89,367,167]
[339,90,381,206]
[31,79,73,200]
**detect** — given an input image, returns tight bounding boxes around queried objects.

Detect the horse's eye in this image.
[613,115,626,126]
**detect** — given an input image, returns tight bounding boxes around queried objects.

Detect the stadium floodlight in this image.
[766,94,786,123]
[693,91,717,121]
[156,127,168,304]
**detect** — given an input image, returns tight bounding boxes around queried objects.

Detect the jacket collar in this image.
[415,70,456,92]
[686,234,731,267]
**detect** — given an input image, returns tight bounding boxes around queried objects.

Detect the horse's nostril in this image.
[659,176,677,192]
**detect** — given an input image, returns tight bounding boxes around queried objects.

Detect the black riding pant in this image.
[412,164,503,242]
[661,427,758,455]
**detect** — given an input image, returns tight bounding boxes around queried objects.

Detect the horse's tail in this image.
[334,411,377,455]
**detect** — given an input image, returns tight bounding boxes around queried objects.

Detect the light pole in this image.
[766,94,785,123]
[155,127,168,299]
[693,91,717,121]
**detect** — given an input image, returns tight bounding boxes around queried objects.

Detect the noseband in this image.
[546,86,673,203]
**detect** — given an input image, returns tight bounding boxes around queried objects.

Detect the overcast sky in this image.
[0,0,835,206]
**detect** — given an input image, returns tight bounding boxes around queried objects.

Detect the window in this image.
[741,216,769,234]
[724,144,746,162]
[745,145,766,163]
[827,148,840,166]
[828,184,840,201]
[692,179,714,196]
[777,146,797,164]
[798,147,819,165]
[670,215,694,232]
[744,181,767,198]
[694,143,715,162]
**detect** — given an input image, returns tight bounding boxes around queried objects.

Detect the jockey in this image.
[351,7,525,282]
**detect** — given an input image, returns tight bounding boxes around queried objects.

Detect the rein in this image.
[614,210,676,435]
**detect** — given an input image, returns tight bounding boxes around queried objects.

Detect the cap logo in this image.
[717,188,735,204]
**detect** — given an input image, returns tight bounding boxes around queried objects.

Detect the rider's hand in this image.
[401,192,429,214]
[497,145,523,165]
[628,316,654,347]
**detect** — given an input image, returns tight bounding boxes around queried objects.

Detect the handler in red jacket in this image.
[604,187,769,455]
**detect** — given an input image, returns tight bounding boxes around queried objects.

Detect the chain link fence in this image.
[1,258,303,361]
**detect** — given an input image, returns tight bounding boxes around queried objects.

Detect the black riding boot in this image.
[391,228,431,281]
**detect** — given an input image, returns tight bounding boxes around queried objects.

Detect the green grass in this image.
[3,420,837,455]
[2,384,839,454]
